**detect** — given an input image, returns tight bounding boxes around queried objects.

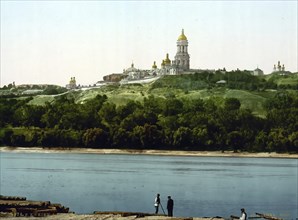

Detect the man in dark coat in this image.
[167,196,174,216]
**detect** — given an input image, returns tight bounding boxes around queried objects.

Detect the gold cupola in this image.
[178,29,187,41]
[152,61,157,69]
[164,53,171,65]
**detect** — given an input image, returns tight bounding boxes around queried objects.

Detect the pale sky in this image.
[1,1,297,86]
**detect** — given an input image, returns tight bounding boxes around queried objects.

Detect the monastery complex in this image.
[102,29,193,84]
[66,29,291,89]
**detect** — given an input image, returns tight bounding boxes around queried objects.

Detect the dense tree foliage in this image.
[0,89,297,153]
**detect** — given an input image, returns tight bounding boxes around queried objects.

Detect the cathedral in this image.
[118,29,191,82]
[152,29,190,76]
[70,29,269,86]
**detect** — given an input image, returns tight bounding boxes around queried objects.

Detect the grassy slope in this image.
[264,72,298,85]
[27,73,298,117]
[28,95,56,105]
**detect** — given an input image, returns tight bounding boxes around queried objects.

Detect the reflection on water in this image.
[0,152,297,219]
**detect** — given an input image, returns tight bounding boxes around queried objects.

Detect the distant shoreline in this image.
[0,147,297,159]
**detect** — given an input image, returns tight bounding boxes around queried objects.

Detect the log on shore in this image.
[33,207,57,217]
[255,213,283,220]
[0,195,70,217]
[0,200,51,209]
[0,195,26,201]
[50,204,70,213]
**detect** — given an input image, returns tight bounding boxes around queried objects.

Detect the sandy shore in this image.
[0,147,297,159]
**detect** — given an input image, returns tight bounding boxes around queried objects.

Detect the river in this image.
[0,152,297,219]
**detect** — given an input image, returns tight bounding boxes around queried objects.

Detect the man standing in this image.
[154,193,160,214]
[167,196,174,216]
[240,208,247,220]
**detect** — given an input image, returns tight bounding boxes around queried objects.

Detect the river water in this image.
[0,152,297,219]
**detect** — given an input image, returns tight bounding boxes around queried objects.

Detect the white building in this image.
[108,29,192,83]
[252,68,264,76]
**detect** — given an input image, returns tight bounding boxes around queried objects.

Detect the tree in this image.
[82,128,108,148]
[224,98,241,111]
[163,98,184,116]
[1,129,13,145]
[10,134,26,147]
[173,127,192,149]
[13,105,46,127]
[59,130,82,147]
[183,98,204,113]
[254,130,269,152]
[98,102,117,127]
[81,95,107,128]
[131,124,162,149]
[192,127,209,150]
[143,95,164,115]
[117,100,142,119]
[288,131,298,153]
[39,129,61,147]
[226,131,245,152]
[267,128,289,152]
[111,127,130,148]
[265,91,295,110]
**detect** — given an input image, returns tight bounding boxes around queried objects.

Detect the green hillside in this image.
[1,73,297,153]
[264,72,298,86]
[24,76,287,117]
[24,73,297,117]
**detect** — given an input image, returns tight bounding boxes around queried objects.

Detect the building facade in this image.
[103,29,191,84]
[66,77,77,89]
[174,29,190,71]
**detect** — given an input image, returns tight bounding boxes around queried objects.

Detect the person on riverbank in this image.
[167,196,174,216]
[240,208,247,220]
[154,193,160,214]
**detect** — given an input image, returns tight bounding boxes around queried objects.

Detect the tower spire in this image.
[175,29,190,70]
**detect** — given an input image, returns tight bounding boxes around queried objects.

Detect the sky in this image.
[1,0,297,87]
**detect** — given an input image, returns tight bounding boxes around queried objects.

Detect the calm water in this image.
[0,152,297,219]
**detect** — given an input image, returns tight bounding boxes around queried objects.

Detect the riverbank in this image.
[1,195,219,220]
[0,147,297,159]
[0,213,223,220]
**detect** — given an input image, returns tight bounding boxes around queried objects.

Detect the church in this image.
[65,29,269,87]
[154,29,190,75]
[103,29,191,83]
[101,29,265,84]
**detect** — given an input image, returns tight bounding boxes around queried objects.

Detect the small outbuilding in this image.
[253,68,264,76]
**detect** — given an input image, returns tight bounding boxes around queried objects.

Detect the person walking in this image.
[167,196,174,216]
[154,193,160,214]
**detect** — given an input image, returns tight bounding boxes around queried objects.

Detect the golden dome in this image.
[178,29,187,41]
[164,53,171,64]
[152,61,157,69]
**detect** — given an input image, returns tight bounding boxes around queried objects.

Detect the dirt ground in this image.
[0,213,224,220]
